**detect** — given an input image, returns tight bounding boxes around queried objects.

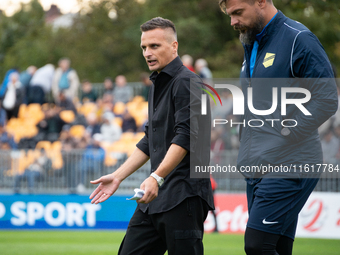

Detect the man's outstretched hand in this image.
[89,174,121,204]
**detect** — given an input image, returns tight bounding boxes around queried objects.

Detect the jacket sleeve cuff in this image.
[171,133,191,152]
[136,136,150,157]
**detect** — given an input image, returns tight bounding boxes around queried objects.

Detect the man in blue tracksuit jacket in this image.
[219,0,338,254]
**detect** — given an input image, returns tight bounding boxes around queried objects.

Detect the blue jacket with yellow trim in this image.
[237,11,338,180]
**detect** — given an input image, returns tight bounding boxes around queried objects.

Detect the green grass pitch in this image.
[0,231,339,254]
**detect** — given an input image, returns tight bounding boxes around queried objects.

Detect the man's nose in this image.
[230,16,239,27]
[144,48,152,58]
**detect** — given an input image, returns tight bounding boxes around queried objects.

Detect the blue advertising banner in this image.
[0,195,136,230]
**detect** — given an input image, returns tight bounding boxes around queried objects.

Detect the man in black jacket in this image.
[90,17,213,255]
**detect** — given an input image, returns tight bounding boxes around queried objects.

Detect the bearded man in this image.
[219,0,338,254]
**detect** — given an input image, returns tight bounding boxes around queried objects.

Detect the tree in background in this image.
[0,0,339,81]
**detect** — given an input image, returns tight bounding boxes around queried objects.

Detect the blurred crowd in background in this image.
[1,53,339,193]
[0,1,338,195]
[1,54,340,194]
[0,55,222,193]
[0,55,217,149]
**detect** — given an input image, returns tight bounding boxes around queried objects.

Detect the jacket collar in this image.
[150,56,183,84]
[256,11,278,42]
[260,10,286,41]
[243,11,286,53]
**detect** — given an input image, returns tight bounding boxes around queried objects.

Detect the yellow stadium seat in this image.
[120,132,135,141]
[125,101,148,128]
[107,141,127,153]
[6,118,25,142]
[69,125,86,139]
[36,141,52,151]
[114,117,123,127]
[9,150,37,176]
[17,104,27,119]
[132,95,145,103]
[78,102,97,117]
[135,115,146,127]
[113,102,126,115]
[46,141,63,169]
[103,149,118,167]
[27,104,45,123]
[59,110,75,123]
[27,103,41,112]
[126,102,138,115]
[134,132,145,141]
[51,154,63,169]
[51,141,62,151]
[125,141,137,156]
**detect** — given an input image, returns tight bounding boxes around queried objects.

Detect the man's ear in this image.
[172,41,178,54]
[257,0,266,8]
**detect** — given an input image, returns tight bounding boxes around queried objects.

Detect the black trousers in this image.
[118,196,210,255]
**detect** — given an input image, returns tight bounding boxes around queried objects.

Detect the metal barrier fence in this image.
[0,149,150,195]
[0,149,339,194]
[91,82,144,99]
[210,151,340,193]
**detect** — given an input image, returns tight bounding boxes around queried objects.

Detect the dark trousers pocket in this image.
[173,230,203,255]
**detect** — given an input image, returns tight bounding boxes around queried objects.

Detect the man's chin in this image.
[239,33,255,46]
[148,66,157,71]
[148,65,160,72]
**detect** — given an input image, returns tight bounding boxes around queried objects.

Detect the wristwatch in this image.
[150,173,164,187]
